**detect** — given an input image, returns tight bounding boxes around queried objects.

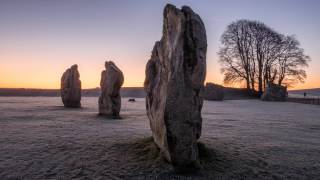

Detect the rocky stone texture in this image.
[144,4,207,170]
[261,83,287,101]
[202,83,224,101]
[61,64,81,108]
[99,61,124,118]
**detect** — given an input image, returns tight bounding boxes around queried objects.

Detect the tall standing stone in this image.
[99,61,124,118]
[61,64,81,108]
[144,4,207,170]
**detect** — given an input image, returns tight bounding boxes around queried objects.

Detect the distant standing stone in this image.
[61,64,81,108]
[128,98,136,102]
[261,83,287,101]
[202,83,224,101]
[99,61,124,118]
[144,4,207,171]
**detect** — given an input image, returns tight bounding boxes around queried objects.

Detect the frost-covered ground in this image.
[0,97,319,180]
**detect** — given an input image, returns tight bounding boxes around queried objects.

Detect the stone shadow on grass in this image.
[110,137,232,179]
[35,105,86,111]
[95,114,124,121]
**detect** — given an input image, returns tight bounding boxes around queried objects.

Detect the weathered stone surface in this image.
[144,4,207,170]
[202,83,224,101]
[99,61,124,118]
[261,83,287,101]
[61,64,81,108]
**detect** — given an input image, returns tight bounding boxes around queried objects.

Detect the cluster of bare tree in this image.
[219,20,310,95]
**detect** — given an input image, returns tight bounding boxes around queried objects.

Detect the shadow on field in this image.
[110,137,233,179]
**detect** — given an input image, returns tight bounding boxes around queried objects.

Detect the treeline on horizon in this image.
[1,87,319,98]
[0,87,145,97]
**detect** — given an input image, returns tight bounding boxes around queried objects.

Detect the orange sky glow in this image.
[0,54,318,90]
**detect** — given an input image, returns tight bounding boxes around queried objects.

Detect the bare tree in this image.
[276,35,310,87]
[249,21,282,94]
[219,20,310,95]
[219,20,256,92]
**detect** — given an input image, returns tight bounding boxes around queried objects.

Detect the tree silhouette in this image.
[219,20,310,95]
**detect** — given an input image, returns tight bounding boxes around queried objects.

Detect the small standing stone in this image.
[98,61,124,118]
[202,83,224,101]
[61,64,81,108]
[261,83,287,101]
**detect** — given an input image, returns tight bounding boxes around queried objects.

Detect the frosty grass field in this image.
[0,97,319,179]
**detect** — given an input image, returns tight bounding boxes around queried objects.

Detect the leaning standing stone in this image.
[99,61,124,118]
[144,4,207,171]
[61,64,81,108]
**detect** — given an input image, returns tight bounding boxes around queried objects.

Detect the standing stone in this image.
[202,83,224,101]
[144,4,207,171]
[261,83,287,101]
[61,64,81,108]
[99,61,124,118]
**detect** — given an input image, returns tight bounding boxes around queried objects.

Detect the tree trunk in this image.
[258,66,263,96]
[246,75,250,92]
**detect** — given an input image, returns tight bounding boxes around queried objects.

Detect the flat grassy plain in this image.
[0,97,319,179]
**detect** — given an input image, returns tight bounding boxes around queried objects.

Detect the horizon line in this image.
[0,87,319,91]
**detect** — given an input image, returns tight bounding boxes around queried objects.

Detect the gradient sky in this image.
[0,0,319,89]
